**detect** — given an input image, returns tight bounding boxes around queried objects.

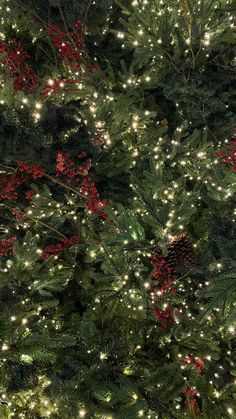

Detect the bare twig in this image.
[1,203,67,239]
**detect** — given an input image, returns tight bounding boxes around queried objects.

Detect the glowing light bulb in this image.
[2,343,9,351]
[35,102,42,109]
[34,112,41,120]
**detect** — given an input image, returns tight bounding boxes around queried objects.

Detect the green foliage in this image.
[117,0,235,137]
[198,270,236,318]
[0,105,49,163]
[0,0,235,418]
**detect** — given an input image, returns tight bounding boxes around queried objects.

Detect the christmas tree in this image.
[0,0,235,418]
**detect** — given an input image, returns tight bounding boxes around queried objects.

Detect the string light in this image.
[227,407,234,415]
[100,352,107,360]
[2,343,9,351]
[0,2,234,417]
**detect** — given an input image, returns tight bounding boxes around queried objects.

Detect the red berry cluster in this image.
[90,128,105,147]
[0,40,38,92]
[81,177,108,219]
[42,77,78,96]
[56,151,92,181]
[56,152,74,178]
[18,162,45,179]
[25,189,36,200]
[0,173,24,200]
[150,251,176,294]
[149,251,176,327]
[216,128,236,171]
[180,355,204,373]
[41,236,79,261]
[48,21,85,71]
[153,306,175,327]
[0,236,16,257]
[194,358,204,373]
[77,159,92,176]
[25,189,36,206]
[183,389,201,415]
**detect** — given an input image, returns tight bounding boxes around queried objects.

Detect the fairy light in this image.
[90,251,96,258]
[33,112,41,121]
[35,102,42,110]
[0,3,234,417]
[117,32,125,39]
[203,31,212,46]
[132,393,138,401]
[100,352,107,360]
[227,407,234,415]
[197,151,205,159]
[2,343,9,351]
[228,326,235,334]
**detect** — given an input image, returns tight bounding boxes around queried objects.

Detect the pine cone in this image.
[167,233,196,270]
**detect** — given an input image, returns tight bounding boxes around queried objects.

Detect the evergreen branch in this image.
[198,272,236,319]
[45,174,119,226]
[15,1,60,66]
[100,241,124,277]
[138,387,178,419]
[125,8,183,75]
[15,1,48,27]
[1,203,67,239]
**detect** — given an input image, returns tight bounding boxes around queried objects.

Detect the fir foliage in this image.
[0,0,235,418]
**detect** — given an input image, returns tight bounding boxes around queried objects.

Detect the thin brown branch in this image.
[202,102,218,142]
[84,0,93,25]
[44,173,83,197]
[1,203,67,239]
